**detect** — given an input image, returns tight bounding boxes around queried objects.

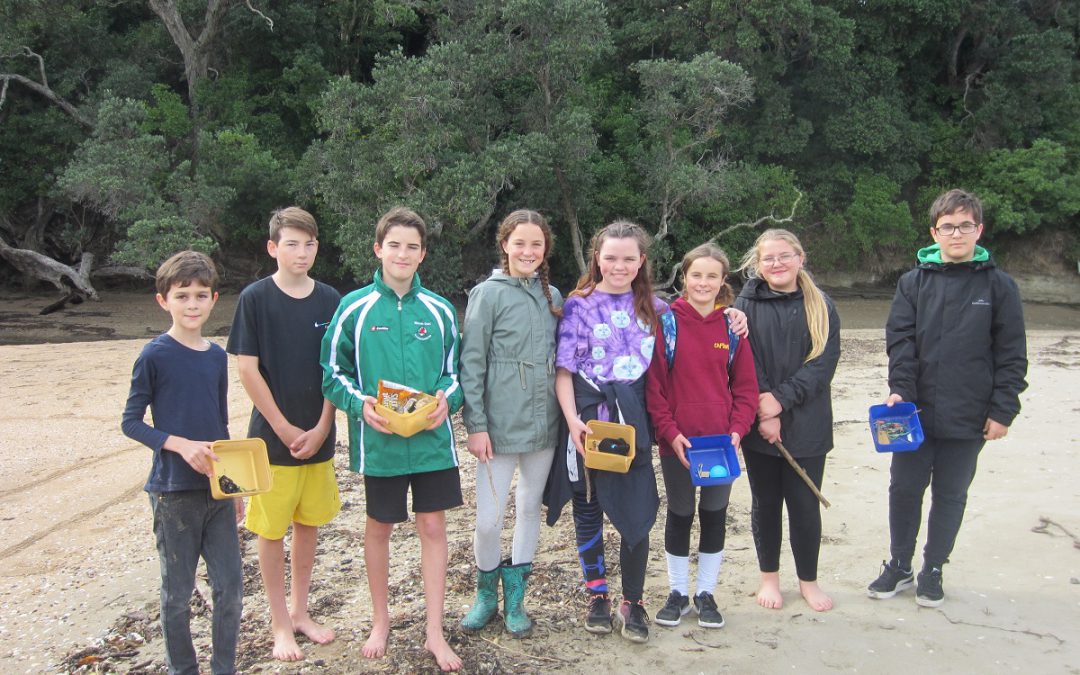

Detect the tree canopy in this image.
[2,0,1077,298]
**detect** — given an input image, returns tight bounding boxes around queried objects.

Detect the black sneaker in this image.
[693,592,725,629]
[654,590,690,627]
[867,560,914,599]
[916,567,944,607]
[585,593,612,633]
[615,599,649,643]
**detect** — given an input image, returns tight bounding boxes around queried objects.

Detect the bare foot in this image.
[799,580,834,612]
[424,634,462,672]
[756,572,784,609]
[362,623,389,659]
[292,612,335,645]
[271,624,305,662]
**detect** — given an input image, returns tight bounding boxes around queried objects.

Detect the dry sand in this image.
[0,290,1077,674]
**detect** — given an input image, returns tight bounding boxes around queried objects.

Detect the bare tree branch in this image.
[654,188,803,290]
[1,48,93,128]
[0,73,93,127]
[244,0,274,31]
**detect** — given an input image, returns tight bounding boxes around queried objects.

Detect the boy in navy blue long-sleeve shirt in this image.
[122,250,243,675]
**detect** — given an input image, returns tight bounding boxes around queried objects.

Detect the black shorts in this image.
[363,466,463,524]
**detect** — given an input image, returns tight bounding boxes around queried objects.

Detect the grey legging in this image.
[473,448,555,570]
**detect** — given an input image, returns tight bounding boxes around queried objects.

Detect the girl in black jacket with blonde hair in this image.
[734,228,840,612]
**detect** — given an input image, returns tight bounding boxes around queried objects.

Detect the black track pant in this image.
[888,436,983,571]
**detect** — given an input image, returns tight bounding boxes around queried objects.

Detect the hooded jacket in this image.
[645,297,758,455]
[320,270,463,477]
[459,269,563,454]
[886,243,1027,439]
[734,278,841,458]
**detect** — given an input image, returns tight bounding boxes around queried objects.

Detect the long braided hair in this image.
[496,209,561,317]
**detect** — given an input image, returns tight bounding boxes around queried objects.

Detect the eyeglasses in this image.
[934,222,978,236]
[760,252,800,267]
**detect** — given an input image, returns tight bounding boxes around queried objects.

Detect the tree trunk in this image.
[554,165,586,275]
[147,0,230,107]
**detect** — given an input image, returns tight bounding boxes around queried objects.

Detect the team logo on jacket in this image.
[414,320,433,341]
[971,298,991,306]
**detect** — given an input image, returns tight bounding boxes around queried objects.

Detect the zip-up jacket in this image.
[460,269,563,454]
[886,244,1027,439]
[645,297,758,455]
[734,278,841,458]
[320,270,462,476]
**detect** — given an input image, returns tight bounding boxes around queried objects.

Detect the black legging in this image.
[572,489,649,601]
[743,450,826,581]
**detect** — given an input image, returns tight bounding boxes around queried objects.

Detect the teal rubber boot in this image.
[500,560,534,637]
[461,566,500,632]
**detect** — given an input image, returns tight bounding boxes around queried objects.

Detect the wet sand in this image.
[0,289,1077,673]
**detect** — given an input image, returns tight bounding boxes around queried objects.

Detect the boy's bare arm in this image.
[236,354,305,447]
[289,399,336,459]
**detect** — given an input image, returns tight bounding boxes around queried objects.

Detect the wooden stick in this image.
[774,441,831,508]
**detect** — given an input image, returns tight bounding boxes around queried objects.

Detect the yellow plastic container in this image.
[583,420,635,473]
[375,380,439,438]
[377,395,438,437]
[209,438,272,499]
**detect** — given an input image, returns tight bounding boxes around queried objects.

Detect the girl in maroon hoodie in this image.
[645,243,758,630]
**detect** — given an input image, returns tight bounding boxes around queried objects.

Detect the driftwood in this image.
[0,238,100,313]
[0,239,98,298]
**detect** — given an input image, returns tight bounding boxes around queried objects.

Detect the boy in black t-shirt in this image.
[227,207,342,661]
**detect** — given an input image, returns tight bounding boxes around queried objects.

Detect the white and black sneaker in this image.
[916,567,945,607]
[693,592,725,629]
[654,590,690,626]
[867,560,914,599]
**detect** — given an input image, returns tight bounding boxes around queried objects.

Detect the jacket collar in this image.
[737,277,803,302]
[671,296,728,323]
[373,268,421,300]
[916,243,995,271]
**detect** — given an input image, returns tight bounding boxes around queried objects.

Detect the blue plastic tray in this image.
[686,435,741,486]
[868,402,924,452]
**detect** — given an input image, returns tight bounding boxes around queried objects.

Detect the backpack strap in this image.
[660,308,739,372]
[724,313,739,371]
[660,310,678,370]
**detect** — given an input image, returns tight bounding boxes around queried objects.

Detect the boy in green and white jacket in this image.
[320,206,464,672]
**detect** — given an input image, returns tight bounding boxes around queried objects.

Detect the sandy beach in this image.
[0,290,1077,674]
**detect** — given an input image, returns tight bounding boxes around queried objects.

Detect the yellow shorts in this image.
[245,459,341,539]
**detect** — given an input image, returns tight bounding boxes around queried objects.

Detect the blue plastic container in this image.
[686,435,741,486]
[868,402,924,452]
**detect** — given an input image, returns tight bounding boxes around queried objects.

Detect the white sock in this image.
[666,553,690,596]
[696,550,724,595]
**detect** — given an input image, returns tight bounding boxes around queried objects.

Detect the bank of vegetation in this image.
[2,1,1077,300]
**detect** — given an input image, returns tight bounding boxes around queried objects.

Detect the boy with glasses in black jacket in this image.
[867,189,1028,607]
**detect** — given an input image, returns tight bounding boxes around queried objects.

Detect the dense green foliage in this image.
[2,0,1077,295]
